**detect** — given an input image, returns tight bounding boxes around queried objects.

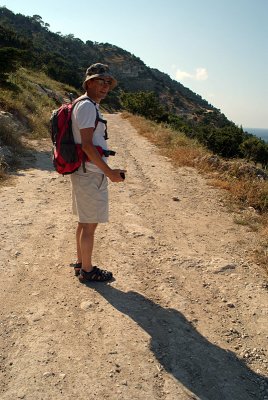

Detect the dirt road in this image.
[0,114,267,400]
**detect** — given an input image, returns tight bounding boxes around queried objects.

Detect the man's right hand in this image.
[107,169,126,182]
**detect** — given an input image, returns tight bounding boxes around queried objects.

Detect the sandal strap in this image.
[80,267,112,282]
[70,262,82,268]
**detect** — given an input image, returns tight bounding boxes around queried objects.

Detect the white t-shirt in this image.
[71,96,108,174]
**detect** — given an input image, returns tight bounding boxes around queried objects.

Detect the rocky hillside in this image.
[0,6,216,119]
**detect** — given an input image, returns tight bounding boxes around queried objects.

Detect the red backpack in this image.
[50,97,98,175]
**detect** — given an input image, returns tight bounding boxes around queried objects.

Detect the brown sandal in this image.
[79,266,113,282]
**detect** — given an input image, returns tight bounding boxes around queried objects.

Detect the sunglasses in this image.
[93,78,113,87]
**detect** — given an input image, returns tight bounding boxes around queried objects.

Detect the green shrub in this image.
[240,137,268,168]
[120,91,165,121]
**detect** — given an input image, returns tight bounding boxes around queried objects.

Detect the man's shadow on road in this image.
[92,284,266,400]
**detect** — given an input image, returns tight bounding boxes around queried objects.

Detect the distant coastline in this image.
[245,128,268,143]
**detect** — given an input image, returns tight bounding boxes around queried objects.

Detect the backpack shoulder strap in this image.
[72,95,100,130]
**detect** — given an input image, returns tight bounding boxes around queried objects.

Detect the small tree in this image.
[240,137,261,161]
[255,142,268,169]
[240,137,268,168]
[120,91,165,121]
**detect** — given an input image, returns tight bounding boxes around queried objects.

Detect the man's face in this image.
[86,78,113,102]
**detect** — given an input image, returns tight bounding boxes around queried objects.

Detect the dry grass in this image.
[122,112,268,273]
[230,179,268,212]
[206,175,268,214]
[122,112,207,165]
[0,68,77,139]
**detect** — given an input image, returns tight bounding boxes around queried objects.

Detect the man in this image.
[70,63,125,283]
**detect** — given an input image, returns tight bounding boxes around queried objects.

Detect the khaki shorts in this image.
[70,169,108,223]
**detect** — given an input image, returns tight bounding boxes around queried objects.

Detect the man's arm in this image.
[80,127,125,182]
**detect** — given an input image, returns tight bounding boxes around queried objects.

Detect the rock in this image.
[0,146,14,166]
[80,301,93,310]
[0,112,27,166]
[227,303,235,308]
[32,315,41,322]
[215,263,237,273]
[43,371,53,377]
[0,111,25,133]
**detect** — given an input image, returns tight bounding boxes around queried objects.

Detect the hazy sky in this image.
[2,0,268,128]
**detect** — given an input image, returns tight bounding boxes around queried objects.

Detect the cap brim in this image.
[83,73,117,90]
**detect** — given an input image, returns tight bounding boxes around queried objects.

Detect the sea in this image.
[244,128,268,143]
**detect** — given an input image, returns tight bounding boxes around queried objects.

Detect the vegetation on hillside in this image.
[0,25,32,82]
[120,91,268,168]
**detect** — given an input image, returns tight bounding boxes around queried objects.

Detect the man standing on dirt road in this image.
[70,63,125,283]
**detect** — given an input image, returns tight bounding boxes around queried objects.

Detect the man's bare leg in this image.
[79,222,98,272]
[76,223,83,263]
